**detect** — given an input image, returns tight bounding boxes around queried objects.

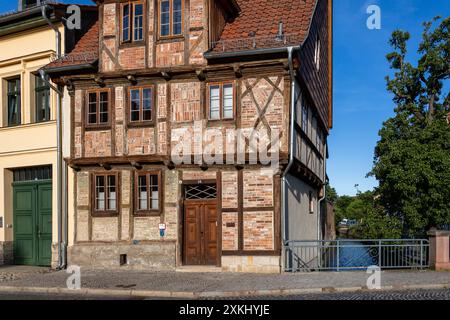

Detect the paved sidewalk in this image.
[0,266,51,282]
[0,268,449,298]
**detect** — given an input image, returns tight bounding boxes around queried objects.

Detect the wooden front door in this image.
[184,200,218,265]
[13,181,52,266]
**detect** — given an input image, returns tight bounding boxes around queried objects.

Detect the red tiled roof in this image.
[212,0,317,53]
[45,21,99,70]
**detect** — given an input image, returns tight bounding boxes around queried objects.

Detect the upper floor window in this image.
[122,2,144,43]
[86,90,110,128]
[7,77,21,126]
[92,173,119,216]
[35,75,50,123]
[129,86,154,124]
[208,83,234,120]
[159,0,183,37]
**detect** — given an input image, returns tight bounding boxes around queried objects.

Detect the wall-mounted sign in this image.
[159,223,166,237]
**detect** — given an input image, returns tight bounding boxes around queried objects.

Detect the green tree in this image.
[334,195,353,226]
[325,182,338,203]
[353,206,403,239]
[333,192,370,226]
[370,17,450,237]
[333,190,402,239]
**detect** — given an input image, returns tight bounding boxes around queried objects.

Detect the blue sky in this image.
[1,1,448,196]
[0,0,95,12]
[330,0,449,195]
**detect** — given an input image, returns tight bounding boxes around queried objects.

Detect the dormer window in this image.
[159,0,183,38]
[121,2,144,43]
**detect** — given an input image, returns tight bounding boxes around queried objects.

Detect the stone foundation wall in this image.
[0,241,13,265]
[68,242,176,270]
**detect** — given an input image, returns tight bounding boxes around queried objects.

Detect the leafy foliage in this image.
[352,206,403,239]
[325,182,338,203]
[370,17,450,237]
[331,189,402,239]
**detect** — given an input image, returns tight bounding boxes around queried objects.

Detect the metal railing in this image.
[49,52,98,64]
[211,34,304,53]
[284,239,430,272]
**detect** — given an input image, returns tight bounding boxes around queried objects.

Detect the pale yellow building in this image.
[0,1,97,267]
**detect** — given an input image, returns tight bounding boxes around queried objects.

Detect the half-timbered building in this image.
[43,0,332,273]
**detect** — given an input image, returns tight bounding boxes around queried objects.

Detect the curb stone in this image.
[0,283,449,298]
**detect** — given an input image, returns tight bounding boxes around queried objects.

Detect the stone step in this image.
[175,266,222,273]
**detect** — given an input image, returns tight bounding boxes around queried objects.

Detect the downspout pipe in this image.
[41,5,61,58]
[281,46,299,269]
[41,5,66,270]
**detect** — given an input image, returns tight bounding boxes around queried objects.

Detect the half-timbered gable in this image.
[98,0,238,72]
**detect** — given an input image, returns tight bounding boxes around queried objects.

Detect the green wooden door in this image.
[13,181,52,266]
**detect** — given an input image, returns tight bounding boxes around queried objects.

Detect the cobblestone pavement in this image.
[203,289,450,300]
[0,266,52,283]
[0,289,449,300]
[0,273,19,282]
[1,268,449,293]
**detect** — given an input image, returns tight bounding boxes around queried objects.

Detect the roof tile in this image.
[45,20,99,70]
[212,0,317,53]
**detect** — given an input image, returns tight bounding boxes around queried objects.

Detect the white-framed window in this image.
[92,173,119,215]
[208,83,234,120]
[135,171,162,215]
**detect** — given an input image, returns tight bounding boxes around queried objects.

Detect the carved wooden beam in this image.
[131,161,142,170]
[161,71,172,81]
[63,78,74,92]
[195,69,206,81]
[68,164,81,172]
[127,74,137,85]
[200,162,209,171]
[100,163,112,171]
[233,64,243,78]
[94,75,105,87]
[164,160,176,170]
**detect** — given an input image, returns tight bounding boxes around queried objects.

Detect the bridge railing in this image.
[284,239,429,272]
